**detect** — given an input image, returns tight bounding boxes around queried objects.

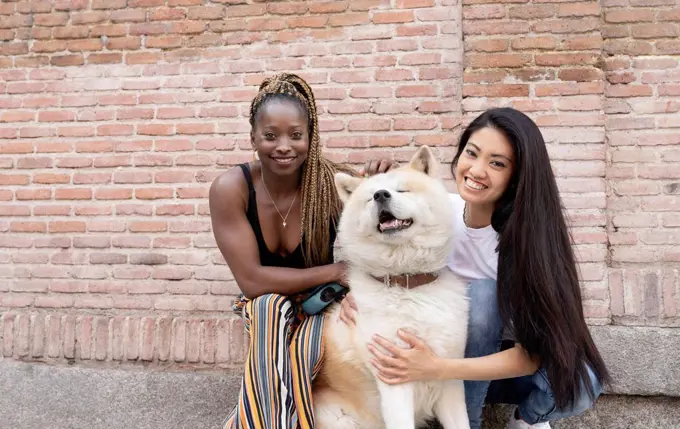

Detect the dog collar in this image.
[371,272,439,289]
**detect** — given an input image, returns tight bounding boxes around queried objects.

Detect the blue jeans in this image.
[464,279,602,428]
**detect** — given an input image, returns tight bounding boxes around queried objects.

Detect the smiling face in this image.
[454,126,515,208]
[251,97,309,176]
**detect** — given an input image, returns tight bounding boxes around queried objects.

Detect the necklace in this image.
[260,169,297,228]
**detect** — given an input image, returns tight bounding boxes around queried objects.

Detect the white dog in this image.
[312,146,470,429]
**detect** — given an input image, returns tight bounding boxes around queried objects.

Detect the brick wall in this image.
[0,0,678,368]
[602,0,680,326]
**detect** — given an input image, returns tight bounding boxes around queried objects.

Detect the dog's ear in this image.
[408,145,438,177]
[335,172,362,203]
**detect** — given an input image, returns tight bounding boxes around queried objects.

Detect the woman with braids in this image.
[209,73,394,429]
[341,108,610,429]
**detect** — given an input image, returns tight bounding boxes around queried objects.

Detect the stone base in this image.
[477,396,680,429]
[0,359,240,429]
[2,359,680,429]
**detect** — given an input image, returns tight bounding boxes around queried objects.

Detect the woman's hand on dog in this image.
[368,329,442,384]
[333,261,350,288]
[339,292,357,326]
[359,159,397,177]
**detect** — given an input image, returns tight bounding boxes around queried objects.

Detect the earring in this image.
[252,150,259,161]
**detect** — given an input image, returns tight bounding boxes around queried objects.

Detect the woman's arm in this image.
[209,169,345,299]
[437,343,539,381]
[368,330,539,385]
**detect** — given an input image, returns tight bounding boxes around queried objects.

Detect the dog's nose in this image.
[373,189,391,202]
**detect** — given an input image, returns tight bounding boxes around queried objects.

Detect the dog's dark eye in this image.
[396,190,408,193]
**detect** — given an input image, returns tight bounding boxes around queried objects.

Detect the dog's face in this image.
[334,146,455,275]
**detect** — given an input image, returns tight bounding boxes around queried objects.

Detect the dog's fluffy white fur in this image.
[312,146,470,429]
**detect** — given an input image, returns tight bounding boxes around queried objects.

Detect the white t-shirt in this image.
[447,194,518,341]
[446,193,499,282]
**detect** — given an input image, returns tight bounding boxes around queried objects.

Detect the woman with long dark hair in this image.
[341,107,610,429]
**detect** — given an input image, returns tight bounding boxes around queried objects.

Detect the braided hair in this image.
[249,73,354,268]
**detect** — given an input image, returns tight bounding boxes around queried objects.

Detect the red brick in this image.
[464,5,506,19]
[106,37,142,50]
[559,68,603,82]
[631,23,680,39]
[53,26,90,39]
[0,142,33,154]
[90,24,127,37]
[464,84,530,97]
[11,222,47,233]
[33,173,70,184]
[167,220,210,233]
[51,54,85,67]
[98,124,134,136]
[399,52,442,66]
[607,85,654,98]
[17,157,52,169]
[95,188,133,200]
[396,85,439,98]
[509,4,555,19]
[659,84,680,96]
[396,24,437,37]
[329,12,371,27]
[467,53,532,68]
[309,2,348,13]
[266,2,308,15]
[58,126,96,138]
[38,111,76,122]
[531,17,599,33]
[536,53,598,66]
[348,86,392,99]
[394,118,438,130]
[135,188,174,200]
[345,119,389,132]
[558,2,600,16]
[657,41,680,55]
[126,52,163,64]
[0,174,31,186]
[34,204,73,217]
[49,221,86,233]
[372,11,414,24]
[464,20,530,36]
[658,7,680,21]
[605,9,655,23]
[511,36,556,50]
[16,189,51,200]
[67,39,104,52]
[467,39,509,52]
[7,82,46,94]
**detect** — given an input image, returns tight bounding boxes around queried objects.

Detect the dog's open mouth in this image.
[378,210,413,233]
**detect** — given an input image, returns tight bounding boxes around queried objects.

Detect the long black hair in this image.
[452,107,610,409]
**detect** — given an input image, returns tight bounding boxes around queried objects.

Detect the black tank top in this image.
[238,163,315,269]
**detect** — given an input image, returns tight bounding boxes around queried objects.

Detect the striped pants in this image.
[223,293,325,429]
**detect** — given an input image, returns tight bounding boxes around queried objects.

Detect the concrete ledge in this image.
[3,359,680,429]
[589,325,680,396]
[2,325,678,428]
[0,360,239,429]
[479,397,680,429]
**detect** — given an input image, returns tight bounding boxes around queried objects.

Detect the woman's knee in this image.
[248,293,293,321]
[573,365,603,414]
[527,365,602,420]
